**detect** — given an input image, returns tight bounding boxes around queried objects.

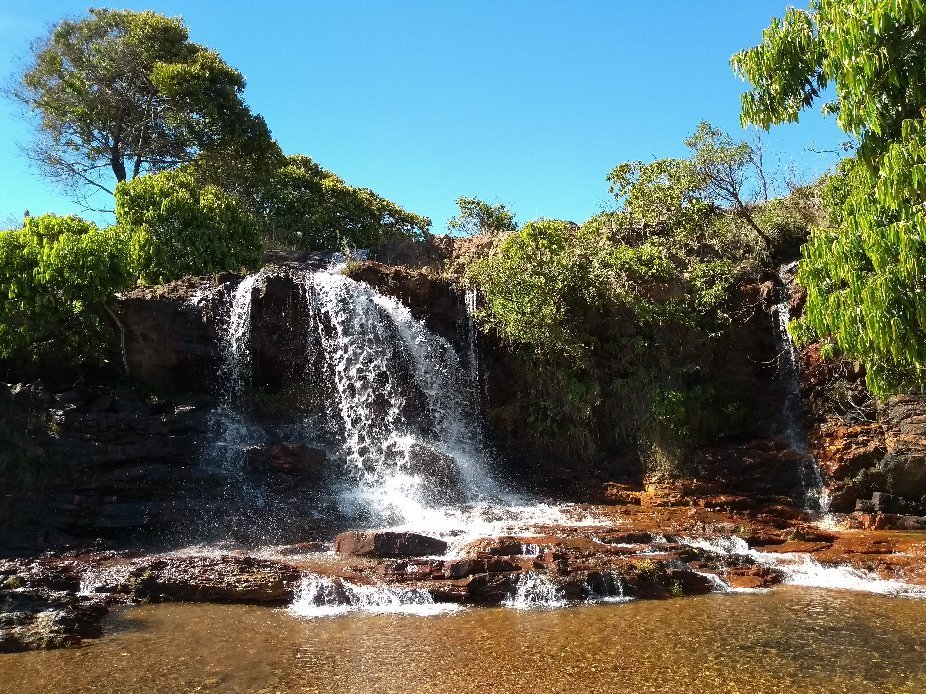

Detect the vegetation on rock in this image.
[465,123,813,475]
[0,215,132,364]
[257,155,430,252]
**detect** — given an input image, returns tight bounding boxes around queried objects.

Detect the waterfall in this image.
[772,264,831,516]
[306,269,498,525]
[202,265,501,536]
[220,270,266,400]
[464,288,481,411]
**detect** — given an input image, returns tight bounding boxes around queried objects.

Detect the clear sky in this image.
[0,1,845,230]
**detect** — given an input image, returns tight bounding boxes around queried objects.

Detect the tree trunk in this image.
[97,302,130,378]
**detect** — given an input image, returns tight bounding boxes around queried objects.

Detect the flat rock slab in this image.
[334,531,448,558]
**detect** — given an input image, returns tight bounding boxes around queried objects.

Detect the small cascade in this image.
[503,573,568,609]
[78,564,132,597]
[289,574,462,617]
[681,536,926,598]
[585,572,632,604]
[772,264,831,516]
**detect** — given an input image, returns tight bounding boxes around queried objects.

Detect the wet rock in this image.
[333,531,448,558]
[725,566,783,590]
[0,559,107,652]
[443,558,519,579]
[131,555,301,604]
[435,572,516,603]
[118,275,227,393]
[247,443,328,478]
[404,443,466,505]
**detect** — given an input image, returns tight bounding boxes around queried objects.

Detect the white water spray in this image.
[289,574,462,618]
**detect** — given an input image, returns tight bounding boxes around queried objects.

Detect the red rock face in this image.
[809,422,885,480]
[798,341,926,514]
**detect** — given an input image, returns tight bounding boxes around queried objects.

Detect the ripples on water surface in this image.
[2,587,925,693]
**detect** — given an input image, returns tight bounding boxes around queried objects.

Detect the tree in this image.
[733,0,926,394]
[259,155,430,251]
[115,167,263,285]
[606,122,771,245]
[12,8,278,206]
[447,196,517,236]
[684,122,772,244]
[0,215,132,366]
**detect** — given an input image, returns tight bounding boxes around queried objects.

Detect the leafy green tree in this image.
[259,155,430,251]
[447,196,517,236]
[12,8,278,204]
[116,168,263,284]
[0,215,132,365]
[733,0,926,394]
[607,122,772,245]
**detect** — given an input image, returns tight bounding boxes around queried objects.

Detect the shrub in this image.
[116,167,263,284]
[259,155,430,251]
[0,214,132,364]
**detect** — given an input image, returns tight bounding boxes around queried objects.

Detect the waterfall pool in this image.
[2,587,925,693]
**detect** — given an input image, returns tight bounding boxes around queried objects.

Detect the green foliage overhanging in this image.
[115,167,264,285]
[257,156,430,252]
[0,215,132,364]
[733,0,926,395]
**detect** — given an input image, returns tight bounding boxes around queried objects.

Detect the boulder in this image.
[333,531,448,558]
[404,443,466,505]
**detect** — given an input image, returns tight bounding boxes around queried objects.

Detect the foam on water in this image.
[381,501,608,557]
[78,565,132,596]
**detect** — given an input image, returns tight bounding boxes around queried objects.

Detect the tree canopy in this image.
[447,196,517,236]
[258,155,430,252]
[12,8,279,203]
[734,0,926,395]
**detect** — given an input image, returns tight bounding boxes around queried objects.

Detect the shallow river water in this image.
[2,586,926,693]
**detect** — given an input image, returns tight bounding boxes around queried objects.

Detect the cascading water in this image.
[303,269,500,527]
[772,263,831,516]
[289,574,462,617]
[503,573,568,609]
[681,535,926,598]
[199,264,513,542]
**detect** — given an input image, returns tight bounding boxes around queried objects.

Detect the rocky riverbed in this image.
[4,494,926,653]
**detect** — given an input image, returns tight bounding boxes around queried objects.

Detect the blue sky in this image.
[0,1,845,230]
